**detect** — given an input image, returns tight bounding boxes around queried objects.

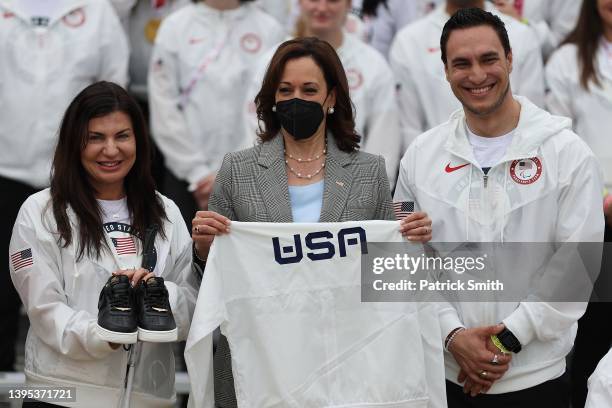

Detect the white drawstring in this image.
[466,166,473,242]
[501,162,509,244]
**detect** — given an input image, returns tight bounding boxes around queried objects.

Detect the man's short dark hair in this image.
[440,8,511,65]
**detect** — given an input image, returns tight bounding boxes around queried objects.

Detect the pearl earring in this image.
[272,105,276,112]
[328,106,335,114]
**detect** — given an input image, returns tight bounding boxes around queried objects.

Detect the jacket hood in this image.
[445,96,572,163]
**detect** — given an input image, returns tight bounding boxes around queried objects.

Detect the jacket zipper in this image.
[483,174,489,189]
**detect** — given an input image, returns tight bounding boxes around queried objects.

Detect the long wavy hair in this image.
[254,37,360,152]
[563,0,605,90]
[50,81,167,260]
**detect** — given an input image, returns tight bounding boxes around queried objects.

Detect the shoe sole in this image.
[137,327,178,342]
[96,324,137,344]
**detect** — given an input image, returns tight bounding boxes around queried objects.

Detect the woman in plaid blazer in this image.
[191,37,432,407]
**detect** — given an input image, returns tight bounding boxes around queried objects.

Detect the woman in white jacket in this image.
[148,0,285,224]
[546,1,612,406]
[9,82,198,408]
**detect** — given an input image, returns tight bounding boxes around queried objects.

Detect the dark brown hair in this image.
[563,0,603,90]
[50,81,167,260]
[441,8,511,66]
[254,37,360,152]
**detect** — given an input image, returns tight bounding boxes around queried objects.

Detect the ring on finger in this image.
[491,354,499,365]
[479,370,488,378]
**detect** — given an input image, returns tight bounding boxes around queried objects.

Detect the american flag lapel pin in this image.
[393,201,415,220]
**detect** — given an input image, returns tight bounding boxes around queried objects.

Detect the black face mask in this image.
[274,98,325,140]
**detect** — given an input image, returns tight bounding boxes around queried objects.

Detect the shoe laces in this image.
[109,282,131,309]
[144,279,167,311]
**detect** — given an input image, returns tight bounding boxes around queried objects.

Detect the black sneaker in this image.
[96,275,138,344]
[135,277,177,342]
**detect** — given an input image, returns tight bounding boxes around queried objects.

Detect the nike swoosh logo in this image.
[445,163,470,173]
[152,307,168,312]
[189,37,205,45]
[112,307,131,312]
[427,47,440,53]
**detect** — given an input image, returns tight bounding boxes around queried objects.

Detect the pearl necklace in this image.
[285,160,325,179]
[284,141,327,179]
[284,146,327,162]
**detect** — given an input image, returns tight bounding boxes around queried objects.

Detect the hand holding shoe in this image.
[113,267,154,287]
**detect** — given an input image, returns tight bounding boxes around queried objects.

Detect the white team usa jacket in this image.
[9,190,198,408]
[0,0,128,188]
[148,2,285,188]
[546,42,612,189]
[185,221,446,408]
[394,96,605,393]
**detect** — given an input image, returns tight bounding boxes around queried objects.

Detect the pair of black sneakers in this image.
[96,275,177,344]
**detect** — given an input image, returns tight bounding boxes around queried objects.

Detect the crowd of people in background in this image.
[2,0,612,407]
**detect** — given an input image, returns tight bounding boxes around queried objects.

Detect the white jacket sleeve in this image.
[160,200,199,342]
[389,37,427,151]
[585,349,612,408]
[97,0,130,86]
[394,145,464,341]
[148,22,212,185]
[544,49,574,118]
[512,31,545,107]
[185,241,228,408]
[9,205,115,361]
[503,142,604,346]
[241,52,270,146]
[360,59,401,188]
[528,0,580,58]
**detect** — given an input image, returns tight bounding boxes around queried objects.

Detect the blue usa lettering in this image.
[272,227,368,265]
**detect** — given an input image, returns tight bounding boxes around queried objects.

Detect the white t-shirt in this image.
[98,198,140,269]
[19,0,62,19]
[466,124,515,170]
[185,220,446,408]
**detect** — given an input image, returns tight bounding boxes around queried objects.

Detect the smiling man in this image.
[394,7,604,408]
[389,0,543,151]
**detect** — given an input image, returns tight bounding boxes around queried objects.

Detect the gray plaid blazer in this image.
[208,134,395,407]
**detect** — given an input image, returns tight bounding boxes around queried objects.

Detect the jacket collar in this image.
[193,1,249,22]
[256,133,355,222]
[0,0,88,26]
[430,2,498,29]
[444,96,566,164]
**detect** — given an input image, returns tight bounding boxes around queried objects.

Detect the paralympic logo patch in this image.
[510,157,542,185]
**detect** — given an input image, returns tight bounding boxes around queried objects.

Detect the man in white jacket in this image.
[389,0,544,150]
[394,8,604,406]
[0,0,128,372]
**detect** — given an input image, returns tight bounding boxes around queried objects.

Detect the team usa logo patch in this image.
[240,33,261,53]
[510,157,542,185]
[62,8,86,28]
[346,68,363,90]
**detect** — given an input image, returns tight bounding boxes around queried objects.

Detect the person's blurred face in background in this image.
[599,0,612,37]
[299,0,350,36]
